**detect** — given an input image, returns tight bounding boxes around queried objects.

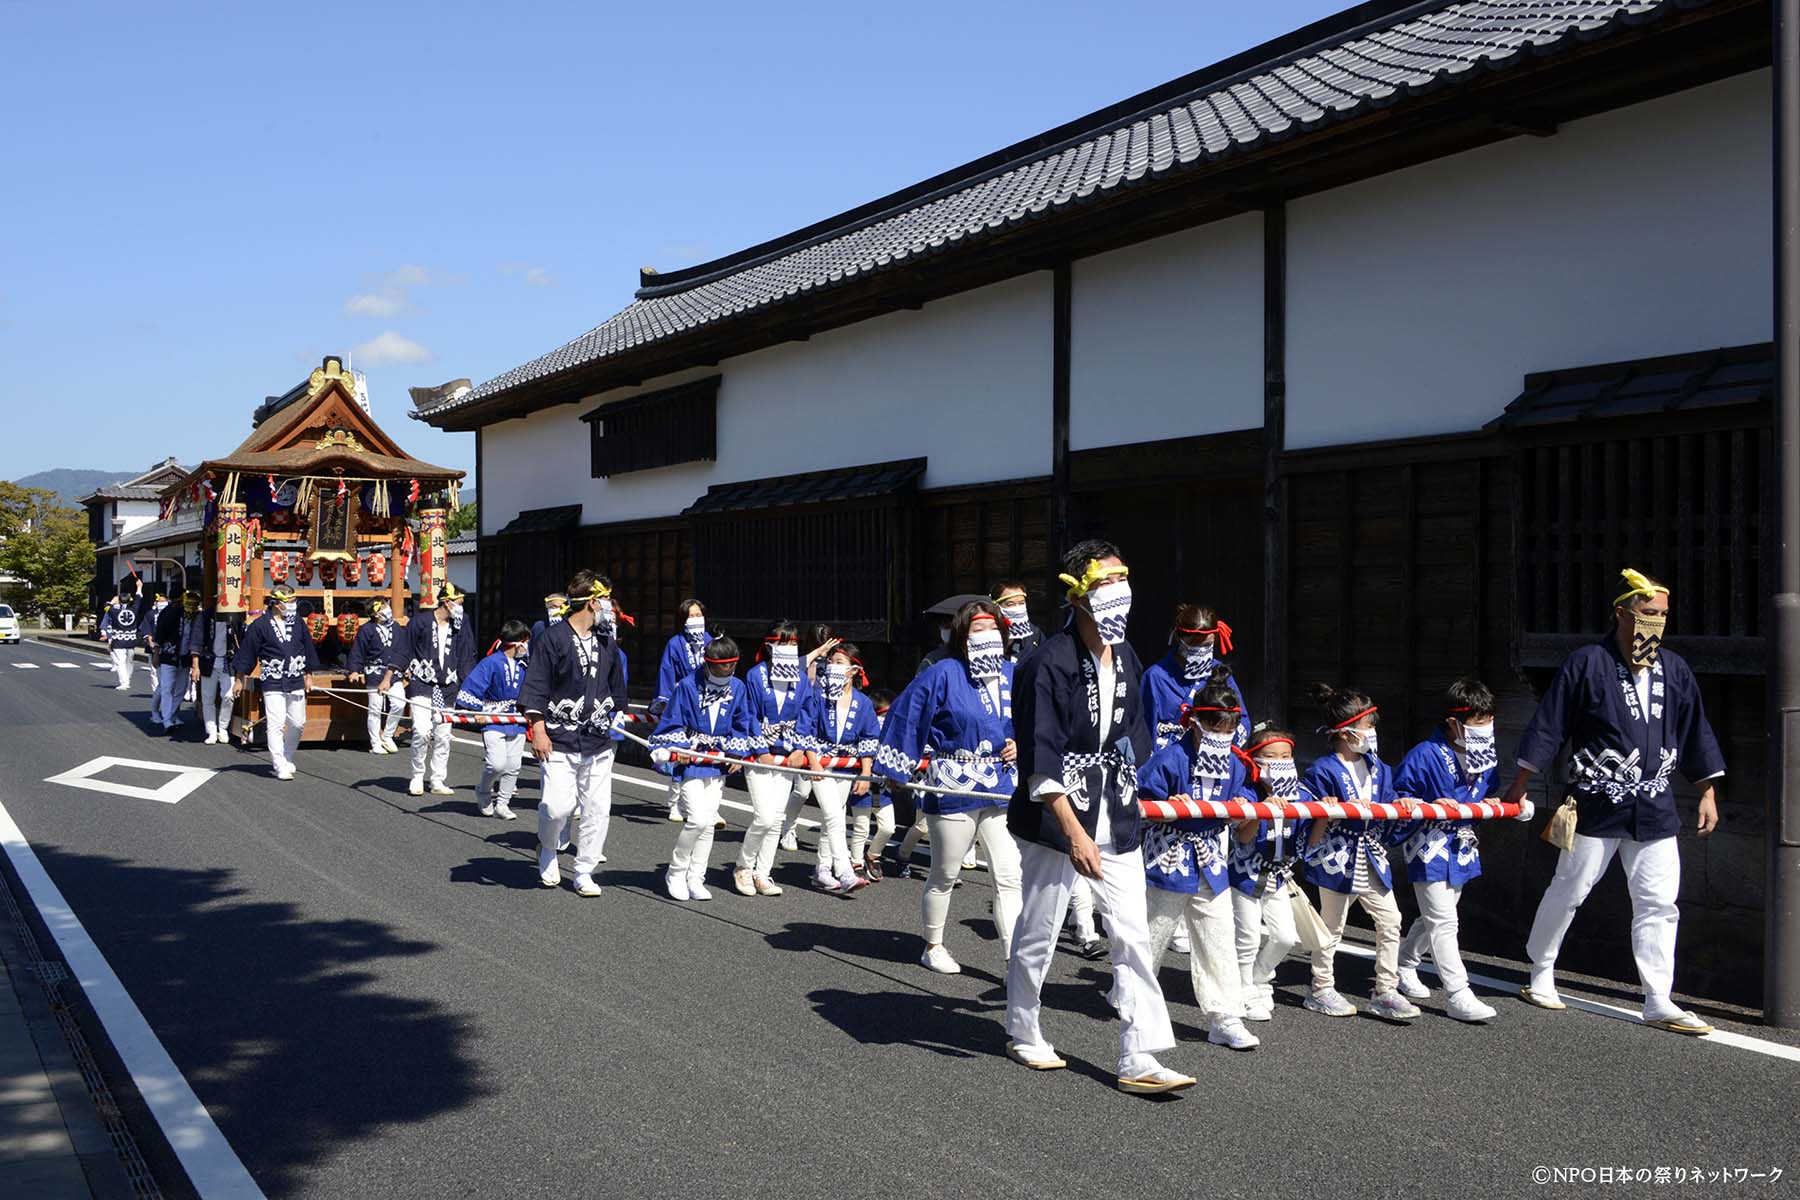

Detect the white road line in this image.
[0,799,266,1198]
[53,662,80,669]
[12,662,39,669]
[1336,944,1800,1064]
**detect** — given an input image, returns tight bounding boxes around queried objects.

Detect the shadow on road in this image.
[29,845,490,1198]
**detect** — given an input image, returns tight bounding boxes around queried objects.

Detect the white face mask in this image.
[683,615,706,641]
[822,663,850,699]
[1194,728,1235,778]
[1352,727,1379,758]
[1178,638,1214,680]
[966,629,1005,681]
[593,598,616,636]
[999,603,1031,632]
[1256,758,1300,799]
[375,608,392,625]
[547,606,562,621]
[1085,580,1132,646]
[768,643,800,685]
[704,667,734,687]
[1458,720,1497,773]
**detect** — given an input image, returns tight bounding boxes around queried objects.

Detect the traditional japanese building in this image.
[414,0,1775,1002]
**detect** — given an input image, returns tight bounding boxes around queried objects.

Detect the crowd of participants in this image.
[91,544,1726,1094]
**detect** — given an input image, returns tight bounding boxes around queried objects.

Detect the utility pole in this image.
[1767,0,1800,1029]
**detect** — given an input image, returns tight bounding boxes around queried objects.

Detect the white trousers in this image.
[539,749,615,877]
[408,696,452,786]
[1525,833,1680,1006]
[262,689,306,775]
[479,730,525,806]
[738,766,790,876]
[154,663,182,725]
[781,776,814,840]
[1313,886,1402,995]
[850,803,897,864]
[110,647,134,688]
[1068,876,1099,942]
[1231,887,1299,1009]
[811,776,853,875]
[1398,879,1471,994]
[366,687,405,745]
[1147,885,1244,1019]
[922,808,1023,957]
[898,809,929,863]
[670,776,726,885]
[199,670,234,740]
[1006,840,1176,1075]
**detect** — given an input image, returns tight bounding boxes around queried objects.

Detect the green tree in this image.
[446,501,478,538]
[0,485,96,620]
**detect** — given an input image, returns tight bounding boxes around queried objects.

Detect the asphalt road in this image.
[0,635,1794,1199]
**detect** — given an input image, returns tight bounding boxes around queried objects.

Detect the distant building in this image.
[79,458,189,608]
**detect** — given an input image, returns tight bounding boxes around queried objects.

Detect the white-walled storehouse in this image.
[419,0,1776,1001]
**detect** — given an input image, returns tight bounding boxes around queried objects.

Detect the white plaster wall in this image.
[1069,212,1264,450]
[1286,70,1772,449]
[480,274,1052,530]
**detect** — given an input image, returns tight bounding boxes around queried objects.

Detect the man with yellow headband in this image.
[230,584,319,780]
[1505,568,1725,1034]
[1004,538,1194,1095]
[347,598,406,754]
[402,582,477,796]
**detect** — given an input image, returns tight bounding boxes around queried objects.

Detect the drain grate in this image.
[33,960,69,984]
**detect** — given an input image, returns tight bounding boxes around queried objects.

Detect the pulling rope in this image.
[1140,797,1523,822]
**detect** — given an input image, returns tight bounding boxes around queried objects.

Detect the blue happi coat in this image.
[346,619,402,678]
[231,611,320,693]
[100,600,144,649]
[655,631,713,710]
[744,659,813,756]
[650,674,763,781]
[1228,808,1305,898]
[1139,650,1252,752]
[1137,735,1253,896]
[516,621,628,757]
[402,615,477,701]
[1514,639,1725,842]
[1391,728,1494,885]
[456,650,527,740]
[1301,752,1401,894]
[795,687,882,777]
[875,658,1017,815]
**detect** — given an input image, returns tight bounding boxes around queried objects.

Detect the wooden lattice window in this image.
[581,377,719,478]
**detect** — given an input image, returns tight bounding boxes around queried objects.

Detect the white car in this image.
[0,604,18,644]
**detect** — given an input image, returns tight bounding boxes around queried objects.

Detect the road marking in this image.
[12,662,39,669]
[44,756,216,805]
[1336,944,1800,1063]
[53,662,80,669]
[0,800,266,1198]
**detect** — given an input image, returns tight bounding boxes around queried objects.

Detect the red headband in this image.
[1246,734,1296,755]
[1330,705,1379,731]
[1180,702,1242,726]
[1176,620,1234,656]
[487,637,528,656]
[705,655,740,666]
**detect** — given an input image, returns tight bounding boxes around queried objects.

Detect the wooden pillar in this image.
[1051,263,1072,560]
[390,526,408,623]
[1261,203,1289,725]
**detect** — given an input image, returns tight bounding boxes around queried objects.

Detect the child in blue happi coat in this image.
[1301,683,1420,1022]
[1228,724,1306,1022]
[1139,603,1252,753]
[456,620,530,821]
[795,643,882,893]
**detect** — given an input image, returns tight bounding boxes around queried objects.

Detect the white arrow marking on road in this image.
[44,756,216,805]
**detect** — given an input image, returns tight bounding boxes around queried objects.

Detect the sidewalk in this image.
[0,931,100,1197]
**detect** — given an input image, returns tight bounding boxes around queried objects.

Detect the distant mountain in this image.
[11,468,138,507]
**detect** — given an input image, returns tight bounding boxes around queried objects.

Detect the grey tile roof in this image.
[495,505,583,536]
[1489,342,1773,430]
[419,0,1701,425]
[684,458,926,515]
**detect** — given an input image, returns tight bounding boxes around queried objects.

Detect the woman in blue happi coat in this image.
[734,621,812,897]
[877,601,1022,975]
[654,598,713,821]
[795,643,882,894]
[1136,668,1260,1051]
[1139,603,1252,753]
[651,635,763,902]
[1299,684,1419,1023]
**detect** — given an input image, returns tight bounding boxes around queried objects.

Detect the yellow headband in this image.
[268,586,296,604]
[561,581,612,615]
[1614,567,1669,607]
[1058,559,1129,600]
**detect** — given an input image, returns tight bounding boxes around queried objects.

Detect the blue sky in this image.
[0,0,1345,488]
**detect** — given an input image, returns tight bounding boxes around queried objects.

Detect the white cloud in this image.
[351,331,433,367]
[500,263,554,286]
[342,264,456,319]
[524,267,552,287]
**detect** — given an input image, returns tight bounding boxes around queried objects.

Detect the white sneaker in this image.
[1397,966,1432,1000]
[429,782,454,796]
[480,801,497,817]
[383,737,401,753]
[1243,1002,1273,1022]
[371,743,389,755]
[1170,928,1191,955]
[779,830,799,852]
[666,873,690,901]
[408,779,425,796]
[276,766,296,781]
[1446,989,1498,1022]
[203,732,217,745]
[1207,1016,1261,1051]
[573,874,601,898]
[495,806,517,821]
[920,944,961,974]
[688,882,713,901]
[539,862,561,888]
[115,683,130,691]
[733,868,756,897]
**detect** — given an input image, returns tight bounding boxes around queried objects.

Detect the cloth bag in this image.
[1541,797,1578,852]
[1287,877,1334,954]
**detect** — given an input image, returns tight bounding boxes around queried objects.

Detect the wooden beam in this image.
[1262,203,1288,727]
[1051,263,1072,559]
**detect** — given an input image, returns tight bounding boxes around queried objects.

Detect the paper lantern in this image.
[294,557,314,586]
[215,503,248,614]
[418,509,447,603]
[366,552,387,587]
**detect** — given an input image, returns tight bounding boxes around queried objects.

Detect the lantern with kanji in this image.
[306,612,330,643]
[417,509,447,604]
[336,611,360,643]
[366,551,387,587]
[294,556,314,586]
[215,503,248,613]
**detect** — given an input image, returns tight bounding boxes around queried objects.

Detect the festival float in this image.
[160,356,464,745]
